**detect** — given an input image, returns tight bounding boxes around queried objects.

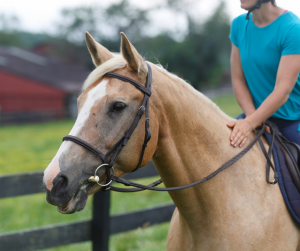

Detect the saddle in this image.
[266,121,300,192]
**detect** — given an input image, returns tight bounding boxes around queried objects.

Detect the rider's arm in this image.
[247,54,300,127]
[230,43,256,116]
[229,54,300,147]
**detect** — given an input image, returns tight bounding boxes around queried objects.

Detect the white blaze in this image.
[43,80,108,190]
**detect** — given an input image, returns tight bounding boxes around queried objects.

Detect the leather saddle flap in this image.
[273,131,300,193]
[266,120,300,193]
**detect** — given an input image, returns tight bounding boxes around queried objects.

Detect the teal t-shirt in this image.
[230,12,300,120]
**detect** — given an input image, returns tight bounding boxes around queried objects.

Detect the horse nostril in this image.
[53,174,69,195]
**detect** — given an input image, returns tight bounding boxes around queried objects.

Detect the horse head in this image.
[43,32,159,214]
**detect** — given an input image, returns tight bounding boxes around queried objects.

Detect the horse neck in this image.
[151,67,263,229]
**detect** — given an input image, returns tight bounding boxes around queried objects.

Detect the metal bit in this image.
[88,176,100,183]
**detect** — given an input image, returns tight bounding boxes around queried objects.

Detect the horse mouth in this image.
[56,183,90,214]
[57,197,74,214]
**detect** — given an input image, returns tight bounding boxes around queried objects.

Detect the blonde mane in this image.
[82,54,230,119]
[152,63,231,119]
[82,54,127,91]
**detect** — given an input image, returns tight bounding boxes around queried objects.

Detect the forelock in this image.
[82,54,127,91]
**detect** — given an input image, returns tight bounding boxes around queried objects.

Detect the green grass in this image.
[0,119,76,175]
[43,222,170,251]
[212,94,242,118]
[0,94,241,251]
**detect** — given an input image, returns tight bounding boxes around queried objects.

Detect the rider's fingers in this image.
[232,131,242,147]
[239,137,248,148]
[234,133,245,147]
[230,125,239,141]
[228,121,237,140]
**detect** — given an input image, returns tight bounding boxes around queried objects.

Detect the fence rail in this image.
[0,161,160,199]
[0,162,175,251]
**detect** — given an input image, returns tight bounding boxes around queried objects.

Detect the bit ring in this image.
[93,164,115,187]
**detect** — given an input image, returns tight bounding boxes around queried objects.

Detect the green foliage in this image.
[105,0,150,41]
[0,31,23,47]
[0,14,52,48]
[57,0,150,43]
[154,2,231,89]
[57,5,103,43]
[104,1,232,89]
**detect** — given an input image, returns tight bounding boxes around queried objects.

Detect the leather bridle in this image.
[63,62,278,192]
[63,62,152,188]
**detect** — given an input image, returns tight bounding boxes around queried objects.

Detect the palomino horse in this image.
[43,32,300,250]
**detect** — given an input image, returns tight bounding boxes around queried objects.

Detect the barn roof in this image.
[0,47,90,94]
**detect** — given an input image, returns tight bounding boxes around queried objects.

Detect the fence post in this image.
[92,190,111,251]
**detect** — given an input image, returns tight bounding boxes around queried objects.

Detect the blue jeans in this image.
[236,113,300,145]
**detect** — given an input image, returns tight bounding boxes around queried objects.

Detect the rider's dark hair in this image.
[271,0,276,6]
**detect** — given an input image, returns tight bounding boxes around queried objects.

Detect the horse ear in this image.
[120,32,148,76]
[85,32,113,67]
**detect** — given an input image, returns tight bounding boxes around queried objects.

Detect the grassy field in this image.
[0,94,241,251]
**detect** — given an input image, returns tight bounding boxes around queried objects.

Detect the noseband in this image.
[63,62,277,193]
[63,62,152,188]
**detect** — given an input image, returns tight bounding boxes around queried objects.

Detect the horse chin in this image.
[57,184,90,214]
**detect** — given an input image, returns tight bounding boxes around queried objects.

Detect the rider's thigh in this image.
[280,121,300,145]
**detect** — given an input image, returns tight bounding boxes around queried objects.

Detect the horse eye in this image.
[112,102,126,112]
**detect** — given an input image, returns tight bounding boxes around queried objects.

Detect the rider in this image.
[228,0,300,148]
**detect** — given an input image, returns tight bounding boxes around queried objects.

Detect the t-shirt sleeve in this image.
[282,24,300,55]
[229,17,239,47]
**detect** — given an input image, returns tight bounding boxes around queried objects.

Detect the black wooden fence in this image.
[0,162,175,251]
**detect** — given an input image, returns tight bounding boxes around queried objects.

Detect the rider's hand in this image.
[227,119,255,148]
[227,119,271,148]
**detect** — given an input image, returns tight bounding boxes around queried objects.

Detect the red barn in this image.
[0,47,90,124]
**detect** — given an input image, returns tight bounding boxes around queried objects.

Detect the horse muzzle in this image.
[45,172,92,214]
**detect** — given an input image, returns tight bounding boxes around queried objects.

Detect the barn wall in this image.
[0,70,66,123]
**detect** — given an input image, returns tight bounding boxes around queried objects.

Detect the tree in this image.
[0,14,23,47]
[56,0,151,45]
[150,1,231,89]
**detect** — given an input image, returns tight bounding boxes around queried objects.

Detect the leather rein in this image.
[63,63,278,192]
